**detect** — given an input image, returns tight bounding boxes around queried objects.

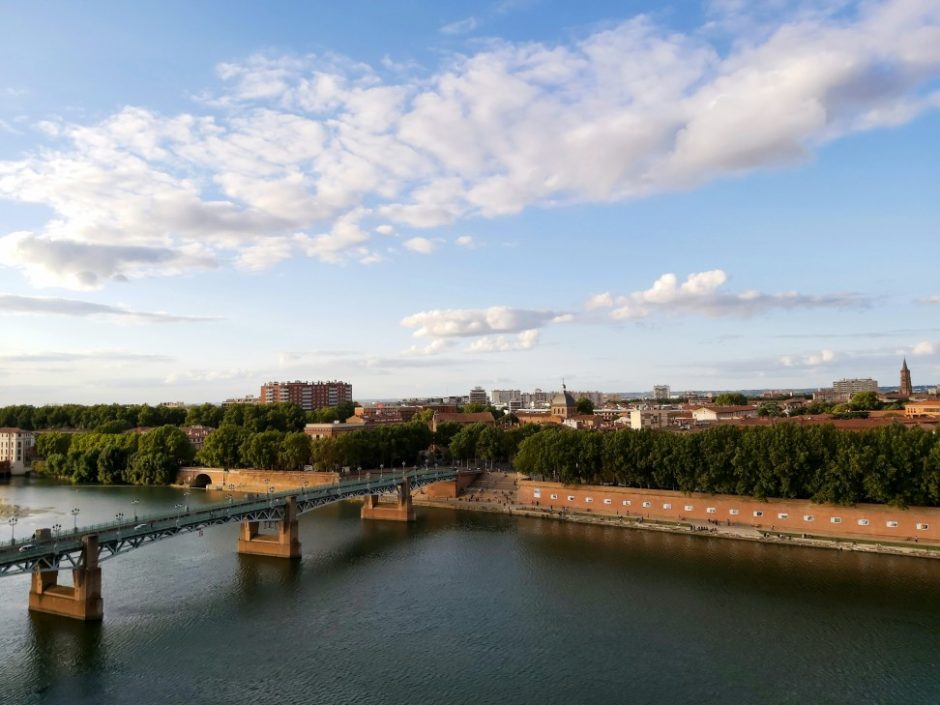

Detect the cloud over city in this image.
[401,305,571,354]
[588,270,867,320]
[0,0,938,288]
[0,293,219,323]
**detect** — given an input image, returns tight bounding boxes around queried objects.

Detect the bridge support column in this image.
[237,496,301,559]
[28,535,103,622]
[361,477,415,522]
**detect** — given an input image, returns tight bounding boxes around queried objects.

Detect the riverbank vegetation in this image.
[34,426,195,485]
[513,424,940,508]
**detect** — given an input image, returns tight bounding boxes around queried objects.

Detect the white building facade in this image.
[0,428,35,475]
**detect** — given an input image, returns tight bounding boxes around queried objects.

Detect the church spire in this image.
[900,357,913,397]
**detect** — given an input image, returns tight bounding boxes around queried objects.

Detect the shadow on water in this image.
[24,612,105,700]
[514,514,940,609]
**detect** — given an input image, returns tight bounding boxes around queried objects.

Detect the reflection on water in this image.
[0,477,938,705]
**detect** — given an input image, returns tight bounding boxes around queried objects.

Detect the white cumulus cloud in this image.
[467,329,539,353]
[403,236,440,254]
[596,270,866,320]
[401,306,568,338]
[0,1,938,288]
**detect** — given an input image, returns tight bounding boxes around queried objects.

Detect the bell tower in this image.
[900,358,913,398]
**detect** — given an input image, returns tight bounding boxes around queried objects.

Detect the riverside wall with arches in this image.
[518,480,940,545]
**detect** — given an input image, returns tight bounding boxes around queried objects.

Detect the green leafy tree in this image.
[278,432,313,470]
[575,397,595,415]
[714,392,749,406]
[848,391,882,411]
[138,426,195,465]
[35,432,73,458]
[125,451,176,485]
[97,446,128,484]
[198,425,248,468]
[241,430,285,469]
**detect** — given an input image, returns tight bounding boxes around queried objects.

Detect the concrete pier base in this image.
[28,535,103,622]
[237,496,301,559]
[361,478,416,522]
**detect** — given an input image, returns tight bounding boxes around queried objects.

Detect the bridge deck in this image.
[0,467,460,577]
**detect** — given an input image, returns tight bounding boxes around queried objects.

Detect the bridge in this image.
[0,467,467,621]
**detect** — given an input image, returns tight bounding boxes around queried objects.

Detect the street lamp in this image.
[115,512,125,539]
[267,486,275,508]
[71,507,80,533]
[9,516,17,542]
[175,503,184,527]
[131,499,140,521]
[52,523,61,550]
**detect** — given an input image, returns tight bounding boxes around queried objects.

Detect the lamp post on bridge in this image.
[267,486,275,508]
[71,507,80,534]
[131,499,140,521]
[52,523,61,551]
[175,504,184,527]
[8,515,17,543]
[115,512,125,540]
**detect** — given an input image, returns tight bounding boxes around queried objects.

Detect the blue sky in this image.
[0,0,938,404]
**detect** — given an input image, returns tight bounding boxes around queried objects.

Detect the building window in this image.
[603,498,612,505]
[706,507,717,514]
[857,519,870,526]
[533,489,541,498]
[585,497,593,504]
[729,509,740,516]
[778,512,789,520]
[550,494,558,500]
[916,523,929,531]
[567,495,575,502]
[642,501,652,508]
[830,517,842,524]
[684,505,694,512]
[803,515,814,522]
[885,520,898,528]
[662,503,672,510]
[753,511,764,518]
[622,500,631,507]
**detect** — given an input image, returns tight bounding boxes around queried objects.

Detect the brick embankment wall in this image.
[421,471,482,498]
[517,480,940,545]
[177,468,338,492]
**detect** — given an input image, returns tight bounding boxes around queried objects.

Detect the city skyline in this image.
[1,0,939,404]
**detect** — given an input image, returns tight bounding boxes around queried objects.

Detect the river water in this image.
[1,476,938,705]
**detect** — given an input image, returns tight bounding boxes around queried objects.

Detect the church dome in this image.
[551,386,577,408]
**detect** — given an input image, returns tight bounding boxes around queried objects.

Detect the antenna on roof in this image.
[562,377,566,391]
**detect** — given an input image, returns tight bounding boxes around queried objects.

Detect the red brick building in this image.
[259,380,352,410]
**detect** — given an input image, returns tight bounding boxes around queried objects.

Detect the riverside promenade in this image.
[411,471,940,560]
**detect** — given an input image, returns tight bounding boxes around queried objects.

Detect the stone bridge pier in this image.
[29,535,103,622]
[237,496,301,559]
[361,477,415,522]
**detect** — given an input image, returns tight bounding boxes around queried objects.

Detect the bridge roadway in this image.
[0,466,460,578]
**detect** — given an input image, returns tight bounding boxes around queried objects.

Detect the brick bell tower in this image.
[900,358,913,398]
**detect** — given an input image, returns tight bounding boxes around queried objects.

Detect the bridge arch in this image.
[190,473,213,489]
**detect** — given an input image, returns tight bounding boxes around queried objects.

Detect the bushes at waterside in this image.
[513,424,940,507]
[35,426,195,485]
